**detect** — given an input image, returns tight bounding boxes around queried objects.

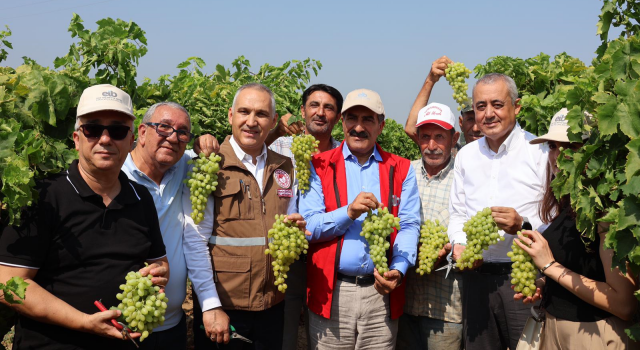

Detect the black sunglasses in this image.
[145,122,194,143]
[78,124,131,140]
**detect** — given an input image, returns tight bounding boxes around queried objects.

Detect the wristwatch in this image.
[521,217,532,231]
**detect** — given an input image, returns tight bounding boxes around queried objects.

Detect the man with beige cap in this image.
[300,88,421,349]
[0,84,169,350]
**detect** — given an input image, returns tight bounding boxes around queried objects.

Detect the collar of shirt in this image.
[479,123,522,155]
[230,136,268,165]
[341,142,382,166]
[66,159,140,206]
[124,153,179,187]
[420,156,454,181]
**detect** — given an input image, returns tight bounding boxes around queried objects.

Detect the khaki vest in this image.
[209,136,294,311]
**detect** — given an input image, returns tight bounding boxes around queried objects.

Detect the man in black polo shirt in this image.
[0,84,169,350]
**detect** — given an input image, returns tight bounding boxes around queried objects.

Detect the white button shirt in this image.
[183,136,297,311]
[448,123,549,263]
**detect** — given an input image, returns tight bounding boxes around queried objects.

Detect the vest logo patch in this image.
[274,169,291,189]
[277,189,293,197]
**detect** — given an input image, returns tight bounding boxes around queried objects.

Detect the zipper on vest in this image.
[261,198,266,214]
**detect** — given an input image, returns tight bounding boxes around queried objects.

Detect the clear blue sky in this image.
[1,0,609,125]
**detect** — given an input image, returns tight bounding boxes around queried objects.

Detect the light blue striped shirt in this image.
[300,143,421,276]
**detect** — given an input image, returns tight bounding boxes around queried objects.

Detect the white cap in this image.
[341,89,385,116]
[416,103,456,130]
[76,84,135,120]
[530,108,590,144]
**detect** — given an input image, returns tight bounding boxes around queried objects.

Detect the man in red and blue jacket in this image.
[299,88,421,349]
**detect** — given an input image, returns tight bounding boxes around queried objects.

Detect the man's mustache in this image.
[423,149,444,156]
[349,130,369,139]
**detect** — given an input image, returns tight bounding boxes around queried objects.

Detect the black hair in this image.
[301,84,343,113]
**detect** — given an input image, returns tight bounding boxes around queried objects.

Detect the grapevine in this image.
[457,207,504,270]
[415,219,449,275]
[507,232,537,297]
[445,62,472,111]
[264,214,309,293]
[185,153,221,224]
[113,270,168,342]
[291,134,319,194]
[361,207,400,275]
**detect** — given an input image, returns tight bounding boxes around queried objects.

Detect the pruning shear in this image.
[200,324,252,343]
[94,300,139,348]
[435,240,456,279]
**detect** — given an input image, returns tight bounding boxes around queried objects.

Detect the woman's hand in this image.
[514,230,555,270]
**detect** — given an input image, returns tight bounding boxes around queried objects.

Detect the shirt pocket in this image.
[213,177,254,221]
[212,255,251,309]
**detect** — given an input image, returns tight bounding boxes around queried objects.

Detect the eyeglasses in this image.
[78,124,132,140]
[145,122,194,143]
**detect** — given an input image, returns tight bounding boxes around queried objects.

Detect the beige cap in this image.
[416,103,456,130]
[341,89,385,116]
[530,108,590,144]
[77,84,135,120]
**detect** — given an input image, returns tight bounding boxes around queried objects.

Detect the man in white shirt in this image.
[447,73,548,350]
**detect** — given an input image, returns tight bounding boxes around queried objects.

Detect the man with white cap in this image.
[300,88,421,349]
[448,73,548,350]
[397,103,464,349]
[0,84,169,350]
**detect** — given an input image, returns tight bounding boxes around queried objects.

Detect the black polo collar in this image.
[66,159,140,206]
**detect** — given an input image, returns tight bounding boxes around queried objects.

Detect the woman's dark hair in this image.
[301,84,343,113]
[539,160,572,224]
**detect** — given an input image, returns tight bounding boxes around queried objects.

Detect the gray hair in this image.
[232,83,276,118]
[473,73,519,106]
[143,102,192,129]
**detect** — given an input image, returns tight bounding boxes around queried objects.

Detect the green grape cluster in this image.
[361,207,401,275]
[457,207,504,270]
[445,62,472,111]
[507,232,537,297]
[185,152,221,224]
[265,214,310,293]
[113,271,169,342]
[416,219,449,275]
[291,134,319,194]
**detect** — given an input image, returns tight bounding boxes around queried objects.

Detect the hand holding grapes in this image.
[435,242,452,268]
[139,260,169,289]
[513,277,544,304]
[277,113,304,137]
[81,309,137,339]
[193,134,220,156]
[284,213,312,237]
[347,192,380,220]
[428,56,453,84]
[491,206,524,235]
[373,269,403,295]
[514,230,555,272]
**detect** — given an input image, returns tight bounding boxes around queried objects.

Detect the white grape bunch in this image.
[265,214,309,293]
[113,270,169,342]
[457,207,504,270]
[507,232,537,297]
[361,207,401,275]
[416,219,449,275]
[445,62,472,111]
[291,134,319,194]
[185,152,221,224]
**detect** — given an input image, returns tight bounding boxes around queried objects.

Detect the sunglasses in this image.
[78,124,132,140]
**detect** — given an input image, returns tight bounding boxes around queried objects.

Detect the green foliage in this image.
[1,277,28,340]
[0,26,11,64]
[330,118,420,160]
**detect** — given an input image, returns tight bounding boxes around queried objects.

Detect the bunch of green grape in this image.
[361,207,401,275]
[185,152,221,224]
[291,134,319,194]
[445,62,472,111]
[416,219,449,275]
[264,214,310,293]
[457,207,504,270]
[507,232,537,297]
[113,270,169,342]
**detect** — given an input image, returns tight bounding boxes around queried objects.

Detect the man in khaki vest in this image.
[184,83,307,349]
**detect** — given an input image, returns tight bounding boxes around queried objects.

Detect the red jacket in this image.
[306,142,411,320]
